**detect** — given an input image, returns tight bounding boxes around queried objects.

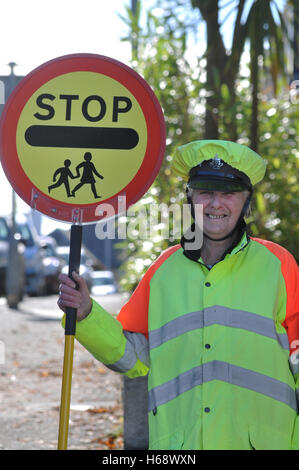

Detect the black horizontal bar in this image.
[25,125,139,150]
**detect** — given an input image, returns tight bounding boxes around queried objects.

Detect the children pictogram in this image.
[48,159,76,198]
[72,152,104,199]
[48,152,104,199]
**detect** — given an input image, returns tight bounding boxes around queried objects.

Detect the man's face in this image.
[191,189,248,240]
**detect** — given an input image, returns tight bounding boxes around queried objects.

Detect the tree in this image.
[242,0,288,151]
[191,0,292,151]
[118,2,204,290]
[117,1,298,291]
[190,0,246,140]
[233,77,299,259]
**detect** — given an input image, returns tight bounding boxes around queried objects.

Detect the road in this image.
[18,291,129,320]
[0,292,129,450]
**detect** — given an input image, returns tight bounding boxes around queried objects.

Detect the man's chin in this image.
[203,227,232,241]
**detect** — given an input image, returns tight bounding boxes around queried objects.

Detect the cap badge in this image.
[208,155,223,170]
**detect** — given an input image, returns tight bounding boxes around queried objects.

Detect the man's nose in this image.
[210,194,223,208]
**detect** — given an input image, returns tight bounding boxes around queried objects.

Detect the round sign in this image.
[0,54,165,223]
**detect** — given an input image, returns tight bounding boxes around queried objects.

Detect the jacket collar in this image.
[181,220,250,265]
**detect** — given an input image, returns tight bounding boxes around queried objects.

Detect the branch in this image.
[193,0,227,58]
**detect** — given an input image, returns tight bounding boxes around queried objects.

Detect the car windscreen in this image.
[93,277,114,286]
[16,223,35,247]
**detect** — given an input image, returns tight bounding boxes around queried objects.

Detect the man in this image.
[58,140,299,450]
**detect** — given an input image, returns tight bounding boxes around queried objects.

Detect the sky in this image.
[0,0,132,74]
[0,0,135,234]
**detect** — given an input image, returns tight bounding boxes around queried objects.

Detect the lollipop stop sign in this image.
[0,53,165,449]
[0,53,165,223]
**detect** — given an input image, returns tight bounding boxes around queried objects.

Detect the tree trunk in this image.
[250,55,259,152]
[193,0,246,140]
[250,13,259,153]
[130,0,139,61]
[193,0,226,138]
[204,4,221,138]
[222,0,247,141]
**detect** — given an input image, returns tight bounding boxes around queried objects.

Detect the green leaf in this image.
[256,191,266,214]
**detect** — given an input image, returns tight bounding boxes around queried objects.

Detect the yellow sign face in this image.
[16,71,147,205]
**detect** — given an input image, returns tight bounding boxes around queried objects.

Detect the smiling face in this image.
[191,189,249,240]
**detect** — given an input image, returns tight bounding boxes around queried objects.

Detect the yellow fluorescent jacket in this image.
[70,234,299,450]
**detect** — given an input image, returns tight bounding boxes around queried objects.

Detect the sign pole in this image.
[0,53,166,450]
[58,223,82,450]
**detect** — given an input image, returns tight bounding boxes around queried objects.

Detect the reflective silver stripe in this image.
[149,306,289,350]
[278,333,289,350]
[106,331,149,373]
[148,360,297,412]
[149,311,203,349]
[205,306,289,350]
[124,331,149,367]
[289,352,299,376]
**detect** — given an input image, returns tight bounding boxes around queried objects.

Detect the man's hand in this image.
[57,271,92,321]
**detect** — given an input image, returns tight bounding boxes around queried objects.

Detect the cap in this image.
[172,139,267,187]
[188,158,252,192]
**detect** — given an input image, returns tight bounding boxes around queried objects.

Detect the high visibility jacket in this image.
[72,233,299,450]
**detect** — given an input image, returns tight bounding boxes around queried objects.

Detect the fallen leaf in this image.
[88,407,110,414]
[95,435,116,449]
[80,361,94,369]
[48,371,61,377]
[39,371,49,377]
[38,370,60,378]
[105,436,116,450]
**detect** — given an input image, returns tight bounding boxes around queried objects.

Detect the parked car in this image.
[15,219,48,296]
[0,216,25,305]
[57,246,93,290]
[13,218,65,296]
[0,217,12,296]
[90,270,118,296]
[0,214,66,298]
[39,237,66,295]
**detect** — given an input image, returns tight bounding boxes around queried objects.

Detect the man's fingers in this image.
[59,271,87,291]
[71,271,90,293]
[58,292,81,308]
[58,273,76,289]
[57,271,91,320]
[59,282,80,297]
[60,290,81,302]
[71,271,85,285]
[57,298,66,312]
[62,299,81,309]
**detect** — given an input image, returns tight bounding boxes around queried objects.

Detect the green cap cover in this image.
[172,140,267,186]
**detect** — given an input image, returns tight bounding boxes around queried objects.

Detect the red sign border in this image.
[0,54,166,223]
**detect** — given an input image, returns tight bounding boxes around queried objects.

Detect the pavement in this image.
[0,292,129,450]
